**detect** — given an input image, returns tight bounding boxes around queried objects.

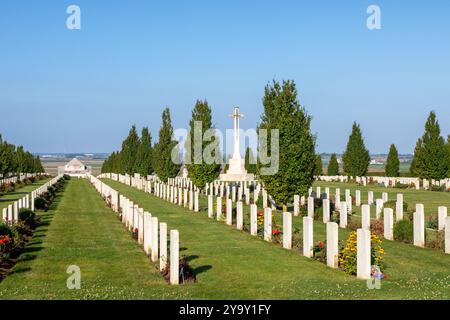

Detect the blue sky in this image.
[0,0,449,154]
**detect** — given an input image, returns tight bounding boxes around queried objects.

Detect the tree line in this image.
[323,111,450,181]
[0,134,44,177]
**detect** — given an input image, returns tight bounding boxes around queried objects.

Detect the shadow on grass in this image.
[194,265,212,275]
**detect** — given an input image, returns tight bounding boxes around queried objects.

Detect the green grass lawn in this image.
[100,178,449,299]
[0,177,51,211]
[1,178,448,299]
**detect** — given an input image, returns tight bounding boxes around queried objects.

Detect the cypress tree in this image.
[244,147,257,175]
[342,122,370,177]
[185,100,221,189]
[120,125,140,175]
[153,108,181,182]
[314,154,323,176]
[258,80,316,205]
[135,127,153,176]
[327,153,340,176]
[447,136,450,178]
[411,111,448,181]
[385,144,400,177]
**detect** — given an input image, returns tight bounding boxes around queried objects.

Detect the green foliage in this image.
[34,196,47,211]
[244,147,257,175]
[385,144,400,177]
[18,208,36,225]
[410,112,449,182]
[0,134,44,176]
[447,135,450,178]
[185,100,221,188]
[153,108,181,182]
[394,220,414,243]
[327,153,340,176]
[0,223,14,237]
[342,122,370,177]
[135,127,153,176]
[314,154,323,176]
[121,125,140,175]
[258,80,316,205]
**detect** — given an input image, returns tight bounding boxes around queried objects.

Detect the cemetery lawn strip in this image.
[101,179,450,299]
[0,178,174,300]
[0,177,51,211]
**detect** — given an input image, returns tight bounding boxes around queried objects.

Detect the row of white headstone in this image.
[88,174,180,285]
[207,195,374,279]
[317,175,450,190]
[300,188,450,253]
[0,173,44,187]
[2,175,62,224]
[100,173,202,212]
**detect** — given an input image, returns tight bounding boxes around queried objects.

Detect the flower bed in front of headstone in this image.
[0,175,69,281]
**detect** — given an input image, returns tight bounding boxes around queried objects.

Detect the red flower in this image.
[318,241,324,248]
[0,235,10,246]
[134,228,138,234]
[272,229,280,235]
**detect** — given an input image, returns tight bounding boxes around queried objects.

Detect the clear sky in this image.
[1,0,449,154]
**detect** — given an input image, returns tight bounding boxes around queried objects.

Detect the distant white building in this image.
[58,158,91,177]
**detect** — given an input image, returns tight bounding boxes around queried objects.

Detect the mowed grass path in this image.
[0,177,51,211]
[102,179,450,299]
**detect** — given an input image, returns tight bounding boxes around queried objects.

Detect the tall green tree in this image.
[244,147,257,175]
[135,127,153,176]
[314,154,323,176]
[385,144,400,177]
[410,111,448,181]
[120,125,140,175]
[258,80,316,205]
[327,153,340,176]
[410,138,423,177]
[342,122,370,177]
[185,100,221,188]
[153,108,181,181]
[447,136,450,178]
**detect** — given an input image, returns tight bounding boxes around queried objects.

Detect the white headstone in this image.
[368,191,374,205]
[396,200,404,222]
[340,202,347,228]
[216,197,222,221]
[151,217,159,262]
[414,207,425,248]
[250,204,257,236]
[226,199,233,226]
[384,208,394,240]
[236,201,243,230]
[326,222,339,268]
[159,223,168,271]
[323,199,330,223]
[438,206,447,231]
[264,208,272,242]
[170,230,179,285]
[208,195,213,218]
[375,199,383,219]
[355,190,361,206]
[283,212,292,249]
[357,229,371,280]
[303,217,313,258]
[445,217,450,254]
[361,204,371,230]
[307,197,314,218]
[293,195,300,217]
